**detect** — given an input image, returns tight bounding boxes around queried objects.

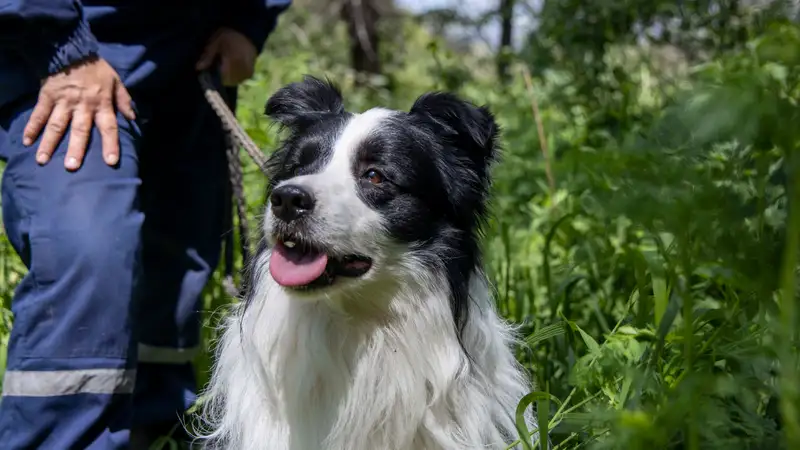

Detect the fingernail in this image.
[36,152,48,164]
[22,137,32,147]
[66,157,79,169]
[105,153,119,165]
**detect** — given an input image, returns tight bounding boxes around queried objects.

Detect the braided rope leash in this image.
[198,71,269,298]
[198,72,270,172]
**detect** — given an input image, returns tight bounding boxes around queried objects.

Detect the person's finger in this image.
[36,102,72,166]
[23,94,55,147]
[95,105,120,166]
[196,38,221,71]
[114,80,136,121]
[64,106,93,171]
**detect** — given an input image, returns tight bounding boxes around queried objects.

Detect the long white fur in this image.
[196,109,539,450]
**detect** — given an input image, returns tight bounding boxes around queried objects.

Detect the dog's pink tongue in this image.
[270,243,329,287]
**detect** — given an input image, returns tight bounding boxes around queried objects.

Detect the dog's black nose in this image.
[271,184,315,222]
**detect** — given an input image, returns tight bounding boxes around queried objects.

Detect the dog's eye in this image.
[363,169,384,185]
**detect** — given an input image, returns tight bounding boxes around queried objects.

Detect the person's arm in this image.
[221,0,292,54]
[0,0,100,78]
[1,1,134,171]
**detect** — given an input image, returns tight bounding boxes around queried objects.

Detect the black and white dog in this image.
[198,76,539,449]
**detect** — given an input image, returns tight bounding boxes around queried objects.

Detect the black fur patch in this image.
[264,76,351,190]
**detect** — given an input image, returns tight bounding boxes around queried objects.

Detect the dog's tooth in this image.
[285,240,296,248]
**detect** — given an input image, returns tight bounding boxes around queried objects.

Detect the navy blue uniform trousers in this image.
[0,78,228,448]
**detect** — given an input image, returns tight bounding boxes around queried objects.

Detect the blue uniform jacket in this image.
[0,0,291,110]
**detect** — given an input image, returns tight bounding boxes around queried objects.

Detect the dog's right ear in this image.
[409,92,499,164]
[264,76,345,129]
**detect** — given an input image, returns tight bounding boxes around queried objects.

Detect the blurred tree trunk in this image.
[497,0,515,82]
[341,0,382,76]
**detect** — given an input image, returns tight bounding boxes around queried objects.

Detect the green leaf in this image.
[561,312,601,357]
[510,391,562,450]
[652,273,668,328]
[526,322,567,347]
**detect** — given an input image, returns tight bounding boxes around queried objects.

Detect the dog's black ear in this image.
[409,92,499,163]
[264,76,345,128]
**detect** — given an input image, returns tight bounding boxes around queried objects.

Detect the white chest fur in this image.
[198,255,537,450]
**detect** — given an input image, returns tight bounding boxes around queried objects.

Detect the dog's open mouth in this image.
[269,236,373,289]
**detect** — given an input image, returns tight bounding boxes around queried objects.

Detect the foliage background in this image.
[2,1,800,449]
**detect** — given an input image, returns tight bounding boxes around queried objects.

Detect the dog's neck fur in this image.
[199,252,535,450]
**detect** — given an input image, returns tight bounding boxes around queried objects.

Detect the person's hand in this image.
[196,28,258,87]
[23,57,135,171]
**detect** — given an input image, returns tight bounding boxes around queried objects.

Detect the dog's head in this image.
[261,76,499,315]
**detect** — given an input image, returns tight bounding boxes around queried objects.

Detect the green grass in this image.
[1,8,799,450]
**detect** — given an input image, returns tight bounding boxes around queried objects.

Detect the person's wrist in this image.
[47,21,100,76]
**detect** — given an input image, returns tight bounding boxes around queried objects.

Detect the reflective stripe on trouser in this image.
[3,369,137,397]
[0,79,227,449]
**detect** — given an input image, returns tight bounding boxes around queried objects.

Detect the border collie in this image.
[197,76,540,450]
